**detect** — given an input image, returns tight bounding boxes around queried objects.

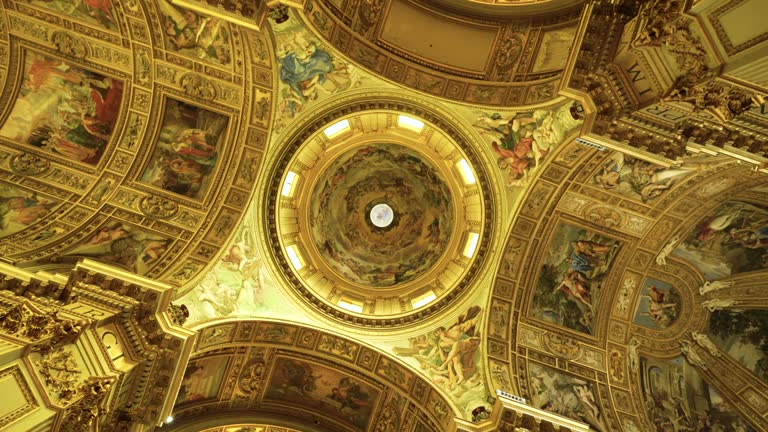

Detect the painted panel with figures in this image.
[0,183,59,238]
[708,309,768,384]
[140,98,229,199]
[592,152,694,202]
[528,363,607,431]
[64,221,169,275]
[174,225,301,324]
[0,50,124,165]
[26,0,118,30]
[640,356,756,431]
[633,278,681,329]
[264,357,379,430]
[471,100,582,187]
[156,0,232,65]
[271,9,365,131]
[674,201,768,280]
[531,223,622,334]
[392,305,490,418]
[177,355,231,405]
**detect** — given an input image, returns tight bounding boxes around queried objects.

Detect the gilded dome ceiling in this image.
[1,1,768,432]
[266,103,493,325]
[309,143,454,287]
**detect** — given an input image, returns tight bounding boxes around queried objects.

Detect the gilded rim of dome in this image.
[264,99,494,327]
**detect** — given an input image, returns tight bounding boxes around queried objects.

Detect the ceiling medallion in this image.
[266,103,493,326]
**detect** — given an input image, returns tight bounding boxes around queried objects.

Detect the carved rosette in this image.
[139,195,179,219]
[10,153,51,176]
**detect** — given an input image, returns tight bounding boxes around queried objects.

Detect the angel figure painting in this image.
[175,224,301,325]
[593,152,694,202]
[0,184,58,238]
[64,222,169,275]
[27,0,117,30]
[528,363,607,431]
[156,0,232,65]
[673,201,768,279]
[531,223,622,334]
[640,356,756,432]
[473,100,583,187]
[633,278,681,329]
[264,358,377,429]
[0,51,124,165]
[393,306,491,418]
[272,10,358,129]
[140,99,228,199]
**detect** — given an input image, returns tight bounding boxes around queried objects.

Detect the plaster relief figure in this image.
[680,340,707,369]
[703,298,739,312]
[628,337,640,373]
[692,332,721,357]
[656,235,680,266]
[700,279,735,295]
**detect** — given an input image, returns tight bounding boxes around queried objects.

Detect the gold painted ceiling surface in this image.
[0,0,768,432]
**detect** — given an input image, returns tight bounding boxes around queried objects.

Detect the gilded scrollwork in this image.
[35,349,82,402]
[58,376,115,432]
[0,304,86,353]
[51,31,89,59]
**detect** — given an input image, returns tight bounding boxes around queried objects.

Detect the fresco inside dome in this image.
[309,144,454,287]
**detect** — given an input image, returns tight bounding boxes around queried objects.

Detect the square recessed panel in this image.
[380,0,497,73]
[717,0,768,47]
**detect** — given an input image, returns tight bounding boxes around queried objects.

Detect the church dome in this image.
[265,100,492,326]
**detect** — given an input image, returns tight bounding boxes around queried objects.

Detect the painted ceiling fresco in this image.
[309,143,453,287]
[1,0,768,431]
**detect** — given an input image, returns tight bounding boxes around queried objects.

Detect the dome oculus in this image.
[370,203,394,228]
